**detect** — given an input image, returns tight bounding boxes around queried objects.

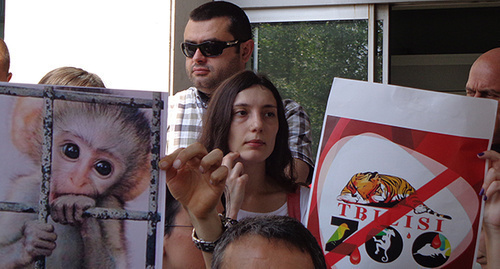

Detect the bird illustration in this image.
[325,223,350,251]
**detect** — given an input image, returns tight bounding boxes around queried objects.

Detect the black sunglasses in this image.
[181,40,240,58]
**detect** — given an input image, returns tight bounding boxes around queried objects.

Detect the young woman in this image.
[160,70,312,267]
[199,70,309,222]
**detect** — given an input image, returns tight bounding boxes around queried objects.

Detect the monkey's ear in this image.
[11,97,43,160]
[122,155,151,201]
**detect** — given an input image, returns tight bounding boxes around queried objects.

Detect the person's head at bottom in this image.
[211,215,326,269]
[163,190,204,269]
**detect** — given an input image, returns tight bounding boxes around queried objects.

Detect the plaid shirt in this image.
[167,87,313,168]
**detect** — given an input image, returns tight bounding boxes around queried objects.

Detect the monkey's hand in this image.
[222,152,248,220]
[0,220,57,268]
[160,142,228,219]
[50,195,96,226]
[21,220,57,261]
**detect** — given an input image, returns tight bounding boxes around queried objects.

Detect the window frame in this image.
[245,4,389,84]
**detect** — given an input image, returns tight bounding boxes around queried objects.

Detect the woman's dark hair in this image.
[200,70,296,192]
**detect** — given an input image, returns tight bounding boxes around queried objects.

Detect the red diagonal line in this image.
[325,168,459,265]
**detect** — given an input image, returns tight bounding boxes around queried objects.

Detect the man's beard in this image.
[189,57,243,94]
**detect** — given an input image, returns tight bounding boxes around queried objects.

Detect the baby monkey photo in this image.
[0,83,154,268]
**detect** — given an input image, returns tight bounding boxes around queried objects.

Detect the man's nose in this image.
[192,48,206,63]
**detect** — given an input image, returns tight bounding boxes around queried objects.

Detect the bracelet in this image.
[219,213,238,229]
[191,228,220,252]
[191,214,238,252]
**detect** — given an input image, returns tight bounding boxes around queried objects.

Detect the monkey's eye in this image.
[95,160,113,176]
[62,143,80,159]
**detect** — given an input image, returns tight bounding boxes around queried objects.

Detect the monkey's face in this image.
[49,130,126,202]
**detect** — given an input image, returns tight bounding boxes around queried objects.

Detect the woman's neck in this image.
[241,161,273,194]
[239,160,287,213]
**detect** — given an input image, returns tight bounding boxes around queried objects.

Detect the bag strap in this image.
[287,188,301,222]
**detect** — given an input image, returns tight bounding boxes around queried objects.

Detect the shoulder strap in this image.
[287,188,301,222]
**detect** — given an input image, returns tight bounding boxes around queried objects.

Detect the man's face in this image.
[466,57,500,144]
[183,17,246,95]
[221,235,315,269]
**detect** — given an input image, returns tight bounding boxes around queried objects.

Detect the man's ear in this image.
[6,72,12,82]
[240,39,254,64]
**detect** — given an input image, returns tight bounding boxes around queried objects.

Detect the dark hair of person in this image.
[212,215,327,269]
[199,70,296,193]
[189,1,252,43]
[164,189,181,236]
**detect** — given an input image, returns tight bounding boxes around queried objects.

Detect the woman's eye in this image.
[62,143,80,159]
[265,111,276,117]
[234,110,247,116]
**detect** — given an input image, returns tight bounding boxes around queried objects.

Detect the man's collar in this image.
[196,88,211,108]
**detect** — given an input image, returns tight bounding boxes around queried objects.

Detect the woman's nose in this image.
[250,114,263,132]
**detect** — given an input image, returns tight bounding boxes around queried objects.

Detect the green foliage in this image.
[252,20,369,161]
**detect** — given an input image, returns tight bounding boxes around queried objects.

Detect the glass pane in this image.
[252,20,369,160]
[0,0,4,38]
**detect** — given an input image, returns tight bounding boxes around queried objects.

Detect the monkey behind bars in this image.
[0,95,151,268]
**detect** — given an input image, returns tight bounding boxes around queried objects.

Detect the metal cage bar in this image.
[146,92,163,268]
[34,87,55,268]
[0,84,163,269]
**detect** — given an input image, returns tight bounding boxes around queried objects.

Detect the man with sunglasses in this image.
[167,1,314,184]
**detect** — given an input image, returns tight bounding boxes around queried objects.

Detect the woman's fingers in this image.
[478,150,500,170]
[200,148,224,174]
[222,152,240,169]
[478,150,500,161]
[209,165,229,186]
[174,143,209,169]
[160,143,210,179]
[159,148,183,181]
[483,167,500,194]
[159,148,182,170]
[485,180,500,201]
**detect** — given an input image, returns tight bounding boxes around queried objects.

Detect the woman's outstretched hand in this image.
[160,143,228,219]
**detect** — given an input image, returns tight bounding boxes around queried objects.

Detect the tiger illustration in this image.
[337,172,451,220]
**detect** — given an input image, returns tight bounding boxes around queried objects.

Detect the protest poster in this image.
[0,83,167,268]
[306,78,497,268]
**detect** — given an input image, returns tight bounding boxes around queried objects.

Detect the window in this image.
[247,5,386,159]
